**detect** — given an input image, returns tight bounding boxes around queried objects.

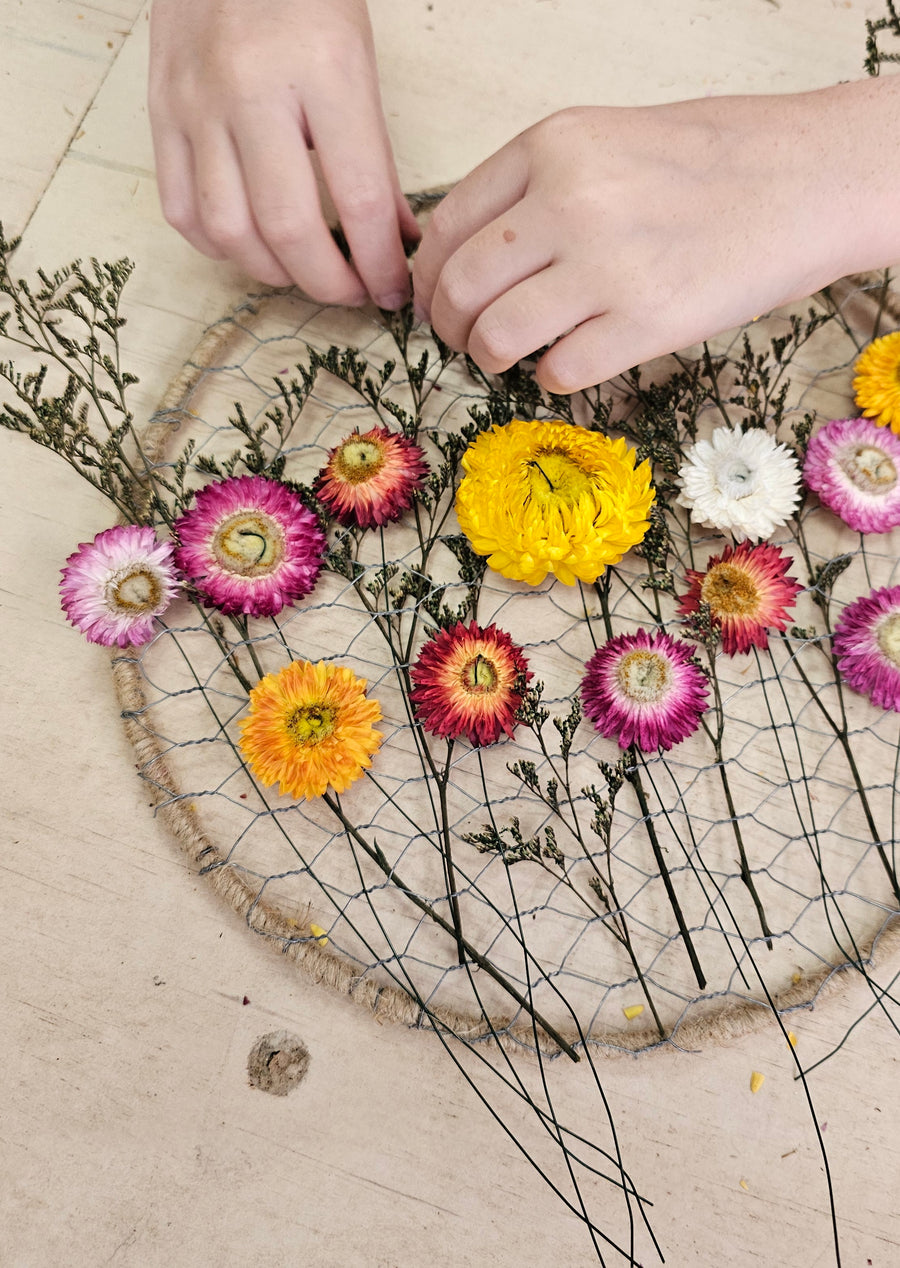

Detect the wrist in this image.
[796,77,900,278]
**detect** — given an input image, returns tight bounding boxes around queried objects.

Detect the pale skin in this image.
[149,0,900,392]
[149,0,419,308]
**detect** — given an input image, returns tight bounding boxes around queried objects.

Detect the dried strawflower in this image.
[678,541,802,656]
[455,419,654,586]
[853,330,900,434]
[409,621,531,746]
[676,427,801,541]
[581,628,708,752]
[239,659,383,800]
[315,426,428,528]
[60,524,179,647]
[832,584,900,712]
[803,417,900,533]
[174,475,326,617]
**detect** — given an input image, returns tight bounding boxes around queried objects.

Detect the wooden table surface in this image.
[3,2,898,1263]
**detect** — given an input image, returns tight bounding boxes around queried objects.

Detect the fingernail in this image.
[375,291,409,312]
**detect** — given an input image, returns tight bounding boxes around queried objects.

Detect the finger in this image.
[412,141,530,317]
[535,311,671,394]
[465,261,604,376]
[232,104,369,304]
[305,91,415,308]
[192,125,296,288]
[150,123,229,261]
[397,194,422,251]
[427,203,554,351]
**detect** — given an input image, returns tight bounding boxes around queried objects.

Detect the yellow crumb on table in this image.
[622,1004,644,1021]
[750,1071,766,1094]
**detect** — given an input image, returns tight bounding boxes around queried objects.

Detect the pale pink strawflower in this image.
[174,475,326,617]
[803,417,900,534]
[60,524,179,647]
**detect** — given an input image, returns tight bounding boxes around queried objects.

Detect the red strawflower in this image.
[409,621,531,747]
[678,541,802,656]
[315,426,428,529]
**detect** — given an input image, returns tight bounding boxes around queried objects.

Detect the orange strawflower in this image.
[239,660,382,800]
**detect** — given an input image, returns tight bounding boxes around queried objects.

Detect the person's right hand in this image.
[149,0,418,308]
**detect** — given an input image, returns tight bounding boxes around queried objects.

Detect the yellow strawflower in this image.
[455,419,654,586]
[853,330,900,434]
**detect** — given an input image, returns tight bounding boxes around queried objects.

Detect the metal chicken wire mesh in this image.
[115,276,900,1054]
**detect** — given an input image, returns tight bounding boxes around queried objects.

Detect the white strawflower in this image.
[676,426,801,541]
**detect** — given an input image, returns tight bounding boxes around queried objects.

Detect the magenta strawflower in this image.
[581,628,709,752]
[409,621,532,747]
[832,584,900,712]
[802,417,900,534]
[60,524,179,647]
[677,541,802,656]
[173,475,326,617]
[315,426,428,529]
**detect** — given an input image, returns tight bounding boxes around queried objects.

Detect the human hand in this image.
[413,87,898,392]
[149,0,418,308]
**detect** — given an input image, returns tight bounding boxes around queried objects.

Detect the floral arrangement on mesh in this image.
[3,215,899,1260]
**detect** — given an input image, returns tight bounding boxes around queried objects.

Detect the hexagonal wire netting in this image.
[117,277,899,1062]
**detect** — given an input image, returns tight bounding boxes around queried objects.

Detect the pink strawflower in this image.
[677,541,802,656]
[174,475,326,617]
[832,584,900,712]
[315,426,428,529]
[802,417,900,534]
[581,628,709,752]
[60,524,179,647]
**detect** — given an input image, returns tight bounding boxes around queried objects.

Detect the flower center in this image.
[213,512,284,576]
[107,565,162,613]
[285,703,336,746]
[700,562,760,617]
[714,456,759,500]
[875,611,900,668]
[462,653,498,695]
[837,443,897,494]
[526,447,593,507]
[334,438,386,485]
[615,649,672,704]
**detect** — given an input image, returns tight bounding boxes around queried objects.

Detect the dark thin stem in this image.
[786,637,900,906]
[625,753,707,992]
[321,792,581,1062]
[436,741,466,966]
[701,660,774,945]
